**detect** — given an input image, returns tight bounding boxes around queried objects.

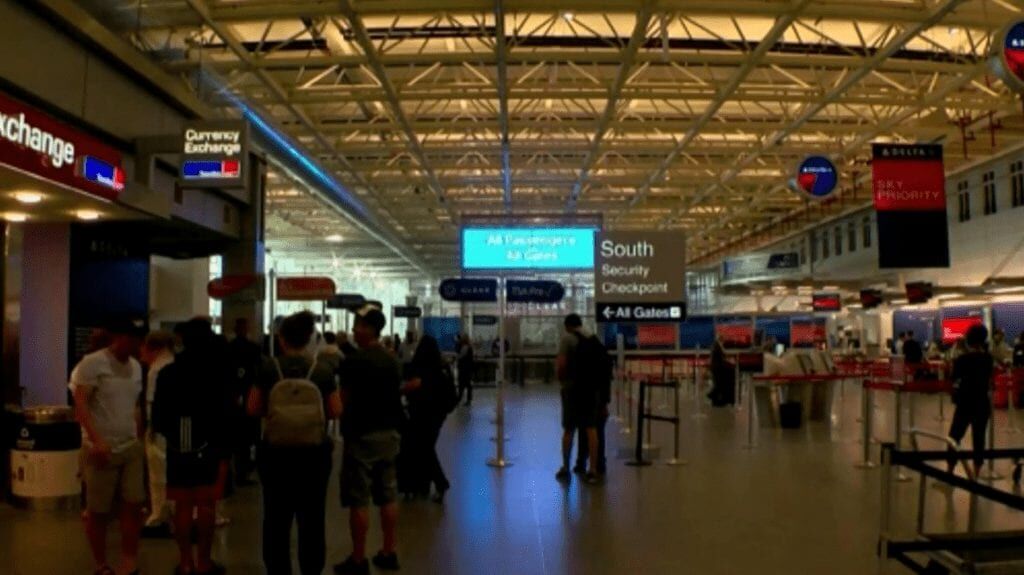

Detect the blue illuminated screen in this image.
[461,227,596,270]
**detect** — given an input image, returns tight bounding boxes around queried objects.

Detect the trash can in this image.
[779,401,803,429]
[9,406,82,510]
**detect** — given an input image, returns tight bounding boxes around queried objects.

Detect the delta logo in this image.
[1004,22,1024,84]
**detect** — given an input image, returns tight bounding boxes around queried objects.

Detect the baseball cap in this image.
[104,317,146,338]
[355,306,387,333]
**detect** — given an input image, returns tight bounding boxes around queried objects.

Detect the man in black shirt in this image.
[947,324,995,475]
[335,308,404,575]
[902,330,924,365]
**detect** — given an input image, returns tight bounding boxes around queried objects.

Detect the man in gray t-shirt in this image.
[555,314,600,484]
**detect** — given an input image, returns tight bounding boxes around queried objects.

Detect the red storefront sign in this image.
[0,91,124,201]
[276,277,336,301]
[791,320,827,348]
[208,275,261,299]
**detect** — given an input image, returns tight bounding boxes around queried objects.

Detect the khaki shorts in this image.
[341,431,400,508]
[83,440,146,514]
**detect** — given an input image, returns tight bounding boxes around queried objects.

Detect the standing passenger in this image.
[152,318,232,575]
[456,334,475,407]
[555,314,601,485]
[947,324,995,476]
[70,318,146,575]
[403,336,454,502]
[249,312,342,575]
[335,308,404,574]
[228,317,263,486]
[140,331,176,537]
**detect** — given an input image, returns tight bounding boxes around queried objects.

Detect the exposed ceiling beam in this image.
[494,0,512,211]
[566,3,654,212]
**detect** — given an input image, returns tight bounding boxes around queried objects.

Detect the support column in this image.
[20,223,70,407]
[221,153,267,342]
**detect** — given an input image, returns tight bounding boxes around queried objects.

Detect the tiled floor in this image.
[3,382,1023,574]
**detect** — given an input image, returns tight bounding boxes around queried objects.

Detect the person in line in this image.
[575,330,613,478]
[456,334,475,407]
[895,332,906,356]
[403,335,455,502]
[708,338,736,407]
[991,328,1013,368]
[320,331,345,372]
[228,317,263,486]
[153,319,233,575]
[555,314,600,485]
[1013,332,1024,368]
[249,311,341,575]
[337,331,358,358]
[902,330,924,365]
[946,324,995,477]
[70,318,146,575]
[402,330,419,364]
[335,308,404,575]
[140,330,176,538]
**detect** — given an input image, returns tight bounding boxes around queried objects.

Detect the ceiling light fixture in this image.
[13,192,43,204]
[562,11,574,22]
[75,210,101,221]
[325,234,344,243]
[3,212,28,223]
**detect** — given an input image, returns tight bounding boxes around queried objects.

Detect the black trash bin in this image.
[9,406,82,510]
[779,401,803,429]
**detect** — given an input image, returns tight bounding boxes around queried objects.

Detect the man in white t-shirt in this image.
[69,318,146,575]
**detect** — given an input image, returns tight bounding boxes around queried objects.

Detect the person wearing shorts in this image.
[70,318,146,575]
[555,314,601,485]
[334,308,405,575]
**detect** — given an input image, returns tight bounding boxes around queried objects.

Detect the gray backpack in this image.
[264,358,326,447]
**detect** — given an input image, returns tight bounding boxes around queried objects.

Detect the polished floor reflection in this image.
[3,383,1023,574]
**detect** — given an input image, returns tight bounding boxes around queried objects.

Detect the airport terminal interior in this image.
[2,1,1024,574]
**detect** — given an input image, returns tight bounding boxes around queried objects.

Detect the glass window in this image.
[822,229,830,259]
[983,171,997,215]
[847,221,856,252]
[957,180,971,223]
[834,226,843,256]
[809,231,817,263]
[1011,160,1024,208]
[862,216,872,249]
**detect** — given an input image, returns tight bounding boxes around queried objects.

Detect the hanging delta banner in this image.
[871,144,950,269]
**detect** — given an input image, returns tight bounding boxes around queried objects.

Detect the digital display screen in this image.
[812,293,842,312]
[942,317,983,345]
[461,227,596,270]
[78,156,124,192]
[860,289,884,309]
[906,282,934,304]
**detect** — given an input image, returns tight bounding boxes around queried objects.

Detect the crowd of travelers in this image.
[70,306,461,575]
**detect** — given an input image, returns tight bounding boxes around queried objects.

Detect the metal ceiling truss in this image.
[78,0,1024,273]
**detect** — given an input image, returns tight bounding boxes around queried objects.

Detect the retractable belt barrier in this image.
[625,378,684,467]
[878,444,1024,575]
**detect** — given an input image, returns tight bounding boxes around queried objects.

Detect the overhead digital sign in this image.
[461,227,595,271]
[872,144,949,268]
[942,317,983,345]
[812,293,842,312]
[795,156,838,200]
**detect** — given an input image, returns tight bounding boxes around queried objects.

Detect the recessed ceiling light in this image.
[75,210,102,221]
[13,192,43,204]
[325,234,344,243]
[3,212,28,223]
[562,11,574,22]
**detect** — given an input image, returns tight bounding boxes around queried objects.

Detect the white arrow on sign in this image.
[602,307,614,319]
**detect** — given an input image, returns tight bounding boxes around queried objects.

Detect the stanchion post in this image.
[894,386,911,482]
[626,381,652,467]
[978,391,1003,480]
[643,381,653,450]
[487,277,511,469]
[743,374,756,450]
[855,381,877,469]
[666,380,686,466]
[693,356,707,420]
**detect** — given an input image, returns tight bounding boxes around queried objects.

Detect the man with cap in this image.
[70,317,146,575]
[335,307,405,574]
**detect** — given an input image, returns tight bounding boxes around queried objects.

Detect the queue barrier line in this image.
[625,378,685,467]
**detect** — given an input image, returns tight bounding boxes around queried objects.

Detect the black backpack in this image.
[571,333,614,402]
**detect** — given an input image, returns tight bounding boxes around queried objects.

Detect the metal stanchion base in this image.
[489,436,511,442]
[486,458,512,468]
[665,458,688,466]
[895,472,912,482]
[625,460,653,467]
[978,468,1004,481]
[620,426,633,435]
[854,461,877,470]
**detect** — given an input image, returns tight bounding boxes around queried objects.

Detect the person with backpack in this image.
[247,311,342,575]
[555,314,603,485]
[151,318,232,575]
[401,335,456,503]
[334,308,405,575]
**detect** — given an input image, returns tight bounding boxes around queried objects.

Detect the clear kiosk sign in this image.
[595,231,686,323]
[461,227,595,270]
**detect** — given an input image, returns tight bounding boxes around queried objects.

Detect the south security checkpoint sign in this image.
[594,231,686,323]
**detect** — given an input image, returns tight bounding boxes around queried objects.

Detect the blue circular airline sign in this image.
[1001,21,1024,91]
[795,156,838,200]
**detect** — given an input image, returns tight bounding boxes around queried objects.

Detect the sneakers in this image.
[334,557,370,575]
[583,472,602,485]
[571,464,586,475]
[372,552,401,571]
[555,467,571,482]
